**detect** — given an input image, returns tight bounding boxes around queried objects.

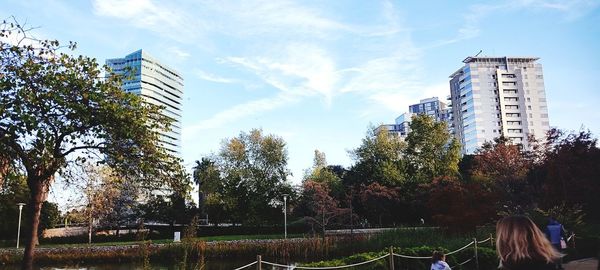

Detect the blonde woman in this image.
[496,216,561,270]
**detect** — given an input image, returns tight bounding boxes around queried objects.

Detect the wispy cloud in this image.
[196,69,237,84]
[182,93,296,138]
[91,0,199,42]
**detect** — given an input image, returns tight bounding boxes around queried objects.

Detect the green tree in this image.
[348,126,406,187]
[216,129,292,225]
[0,19,185,269]
[404,114,461,182]
[192,157,221,215]
[304,150,344,198]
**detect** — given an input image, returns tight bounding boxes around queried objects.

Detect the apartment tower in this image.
[106,50,184,158]
[449,56,550,154]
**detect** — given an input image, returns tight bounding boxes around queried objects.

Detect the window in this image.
[527,97,531,102]
[503,89,518,94]
[508,129,522,133]
[503,82,517,86]
[505,105,519,109]
[501,74,516,78]
[506,113,520,117]
[504,97,518,102]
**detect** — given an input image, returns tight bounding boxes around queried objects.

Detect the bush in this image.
[301,245,499,270]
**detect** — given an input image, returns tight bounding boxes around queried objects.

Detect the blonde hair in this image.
[496,216,560,264]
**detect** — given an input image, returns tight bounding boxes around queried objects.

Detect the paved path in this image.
[565,258,598,270]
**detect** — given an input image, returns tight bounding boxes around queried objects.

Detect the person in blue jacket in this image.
[545,217,566,269]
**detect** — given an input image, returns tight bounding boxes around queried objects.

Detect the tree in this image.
[536,129,600,221]
[192,157,221,215]
[404,114,461,182]
[426,176,498,232]
[0,19,185,269]
[304,150,344,199]
[347,126,406,187]
[216,129,292,225]
[473,136,532,212]
[296,180,350,240]
[357,182,400,226]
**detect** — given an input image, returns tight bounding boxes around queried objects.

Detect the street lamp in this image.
[16,203,26,249]
[283,194,288,239]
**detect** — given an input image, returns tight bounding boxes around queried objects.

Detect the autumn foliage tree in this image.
[296,180,350,240]
[427,176,498,232]
[0,19,186,269]
[473,136,532,212]
[357,182,400,226]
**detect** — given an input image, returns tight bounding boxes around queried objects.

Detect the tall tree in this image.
[0,19,186,269]
[216,129,292,225]
[536,129,600,221]
[192,157,221,216]
[473,136,532,212]
[404,114,461,182]
[348,126,406,186]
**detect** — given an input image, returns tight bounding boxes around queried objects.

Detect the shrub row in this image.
[302,246,498,270]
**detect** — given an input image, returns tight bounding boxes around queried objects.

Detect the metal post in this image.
[474,238,479,270]
[16,203,25,249]
[283,194,287,239]
[389,246,395,270]
[257,255,262,270]
[490,233,494,247]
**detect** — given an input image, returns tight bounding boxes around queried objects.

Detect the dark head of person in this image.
[496,216,561,270]
[431,250,445,264]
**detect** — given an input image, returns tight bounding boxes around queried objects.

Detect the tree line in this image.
[194,115,600,236]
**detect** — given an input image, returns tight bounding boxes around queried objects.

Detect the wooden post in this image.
[389,246,395,270]
[473,238,480,270]
[257,255,262,270]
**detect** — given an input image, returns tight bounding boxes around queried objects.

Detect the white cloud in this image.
[196,69,236,84]
[226,43,339,102]
[182,93,296,138]
[92,0,198,42]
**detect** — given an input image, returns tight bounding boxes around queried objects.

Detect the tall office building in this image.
[107,50,184,158]
[449,56,550,154]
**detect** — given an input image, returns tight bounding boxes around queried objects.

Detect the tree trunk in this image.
[22,177,50,270]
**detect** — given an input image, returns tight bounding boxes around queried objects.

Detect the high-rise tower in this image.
[449,56,550,154]
[107,50,184,158]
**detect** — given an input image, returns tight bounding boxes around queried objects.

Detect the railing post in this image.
[257,255,262,270]
[490,233,494,247]
[473,238,479,270]
[389,246,395,270]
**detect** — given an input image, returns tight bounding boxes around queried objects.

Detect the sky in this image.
[3,0,600,198]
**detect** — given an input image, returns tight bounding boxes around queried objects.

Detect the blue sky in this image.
[4,0,600,189]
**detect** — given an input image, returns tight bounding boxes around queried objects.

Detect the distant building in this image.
[106,50,184,158]
[408,97,450,123]
[449,56,550,154]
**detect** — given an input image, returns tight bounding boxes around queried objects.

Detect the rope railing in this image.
[261,254,390,269]
[450,256,474,269]
[446,240,476,255]
[233,261,257,270]
[232,237,491,270]
[477,237,492,244]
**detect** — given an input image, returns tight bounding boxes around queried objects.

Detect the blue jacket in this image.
[545,220,563,244]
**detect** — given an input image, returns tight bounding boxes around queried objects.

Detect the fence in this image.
[233,235,494,270]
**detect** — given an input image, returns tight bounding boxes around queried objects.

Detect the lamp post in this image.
[283,194,288,239]
[16,203,26,249]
